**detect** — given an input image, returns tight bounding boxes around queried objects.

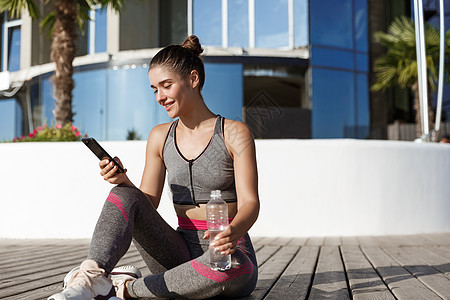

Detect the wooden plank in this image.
[378,235,421,247]
[251,236,263,245]
[309,246,350,299]
[1,248,145,299]
[357,236,378,246]
[252,243,265,253]
[0,250,88,281]
[372,235,403,247]
[324,237,341,246]
[403,246,450,279]
[0,244,49,258]
[425,245,450,261]
[417,234,446,246]
[306,237,324,246]
[265,246,319,300]
[401,234,435,246]
[5,253,147,300]
[424,233,450,246]
[341,236,359,246]
[382,246,450,299]
[0,245,90,274]
[361,246,441,300]
[261,237,293,246]
[240,245,299,300]
[286,237,308,246]
[255,245,281,268]
[0,235,448,300]
[341,246,395,300]
[253,237,279,247]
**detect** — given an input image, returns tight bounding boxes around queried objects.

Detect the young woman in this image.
[49,35,260,300]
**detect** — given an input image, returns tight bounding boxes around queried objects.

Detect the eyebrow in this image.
[150,79,172,89]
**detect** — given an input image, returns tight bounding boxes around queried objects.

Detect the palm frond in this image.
[76,0,91,32]
[40,12,55,37]
[398,60,417,87]
[426,56,438,90]
[0,0,40,19]
[372,16,448,92]
[98,0,124,13]
[89,0,124,13]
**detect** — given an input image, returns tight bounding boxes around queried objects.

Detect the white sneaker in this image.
[111,265,142,299]
[47,260,113,300]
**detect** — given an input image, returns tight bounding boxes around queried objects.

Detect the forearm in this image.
[229,200,260,240]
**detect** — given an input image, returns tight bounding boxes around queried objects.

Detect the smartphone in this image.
[82,137,125,173]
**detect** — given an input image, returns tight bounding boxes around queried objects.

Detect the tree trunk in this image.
[412,81,436,138]
[51,0,77,125]
[412,82,422,138]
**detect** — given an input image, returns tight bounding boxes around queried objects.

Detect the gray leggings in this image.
[87,184,258,299]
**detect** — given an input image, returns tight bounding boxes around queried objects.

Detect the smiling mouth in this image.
[163,101,174,110]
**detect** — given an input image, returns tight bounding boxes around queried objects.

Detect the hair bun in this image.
[181,35,204,56]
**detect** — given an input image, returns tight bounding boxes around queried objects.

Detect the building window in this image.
[244,64,309,138]
[193,0,222,46]
[255,0,289,48]
[190,0,308,49]
[0,98,22,141]
[2,12,22,72]
[119,1,159,51]
[228,0,249,47]
[75,7,107,56]
[159,0,188,46]
[89,7,107,53]
[310,0,353,49]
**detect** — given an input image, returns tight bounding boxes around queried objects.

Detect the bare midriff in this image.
[174,202,238,220]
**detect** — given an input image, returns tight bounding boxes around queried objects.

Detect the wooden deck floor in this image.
[1,233,449,299]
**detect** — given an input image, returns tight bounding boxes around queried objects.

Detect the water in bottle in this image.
[206,190,231,271]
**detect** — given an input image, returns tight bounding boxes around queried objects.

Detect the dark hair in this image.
[149,35,205,90]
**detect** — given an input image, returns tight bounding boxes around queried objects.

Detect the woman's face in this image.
[149,66,195,119]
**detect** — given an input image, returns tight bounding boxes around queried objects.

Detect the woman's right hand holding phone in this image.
[99,157,132,186]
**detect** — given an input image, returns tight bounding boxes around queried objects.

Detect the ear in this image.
[189,70,200,89]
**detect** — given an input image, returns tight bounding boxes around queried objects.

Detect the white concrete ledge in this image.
[1,139,449,239]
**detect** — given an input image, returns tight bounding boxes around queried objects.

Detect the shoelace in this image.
[68,268,103,295]
[114,280,126,299]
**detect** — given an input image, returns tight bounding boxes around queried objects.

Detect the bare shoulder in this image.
[223,118,255,158]
[148,122,172,140]
[146,121,173,155]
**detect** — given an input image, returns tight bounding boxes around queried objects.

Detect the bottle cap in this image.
[210,190,221,197]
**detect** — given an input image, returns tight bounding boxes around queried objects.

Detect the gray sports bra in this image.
[163,115,237,206]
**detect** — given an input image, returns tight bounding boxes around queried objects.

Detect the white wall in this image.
[0,139,449,239]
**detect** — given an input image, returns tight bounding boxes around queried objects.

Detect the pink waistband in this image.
[178,216,234,230]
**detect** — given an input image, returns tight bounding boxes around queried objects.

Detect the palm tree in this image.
[371,16,448,138]
[0,0,124,126]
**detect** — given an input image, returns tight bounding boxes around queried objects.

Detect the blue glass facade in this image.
[36,63,243,141]
[94,8,107,53]
[0,0,375,141]
[255,0,289,48]
[7,26,21,71]
[294,0,309,47]
[310,0,369,138]
[192,0,309,49]
[0,99,21,140]
[193,0,222,47]
[228,0,249,48]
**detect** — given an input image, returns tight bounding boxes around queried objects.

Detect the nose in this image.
[155,90,167,104]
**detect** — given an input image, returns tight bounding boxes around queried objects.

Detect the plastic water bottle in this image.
[206,190,231,271]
